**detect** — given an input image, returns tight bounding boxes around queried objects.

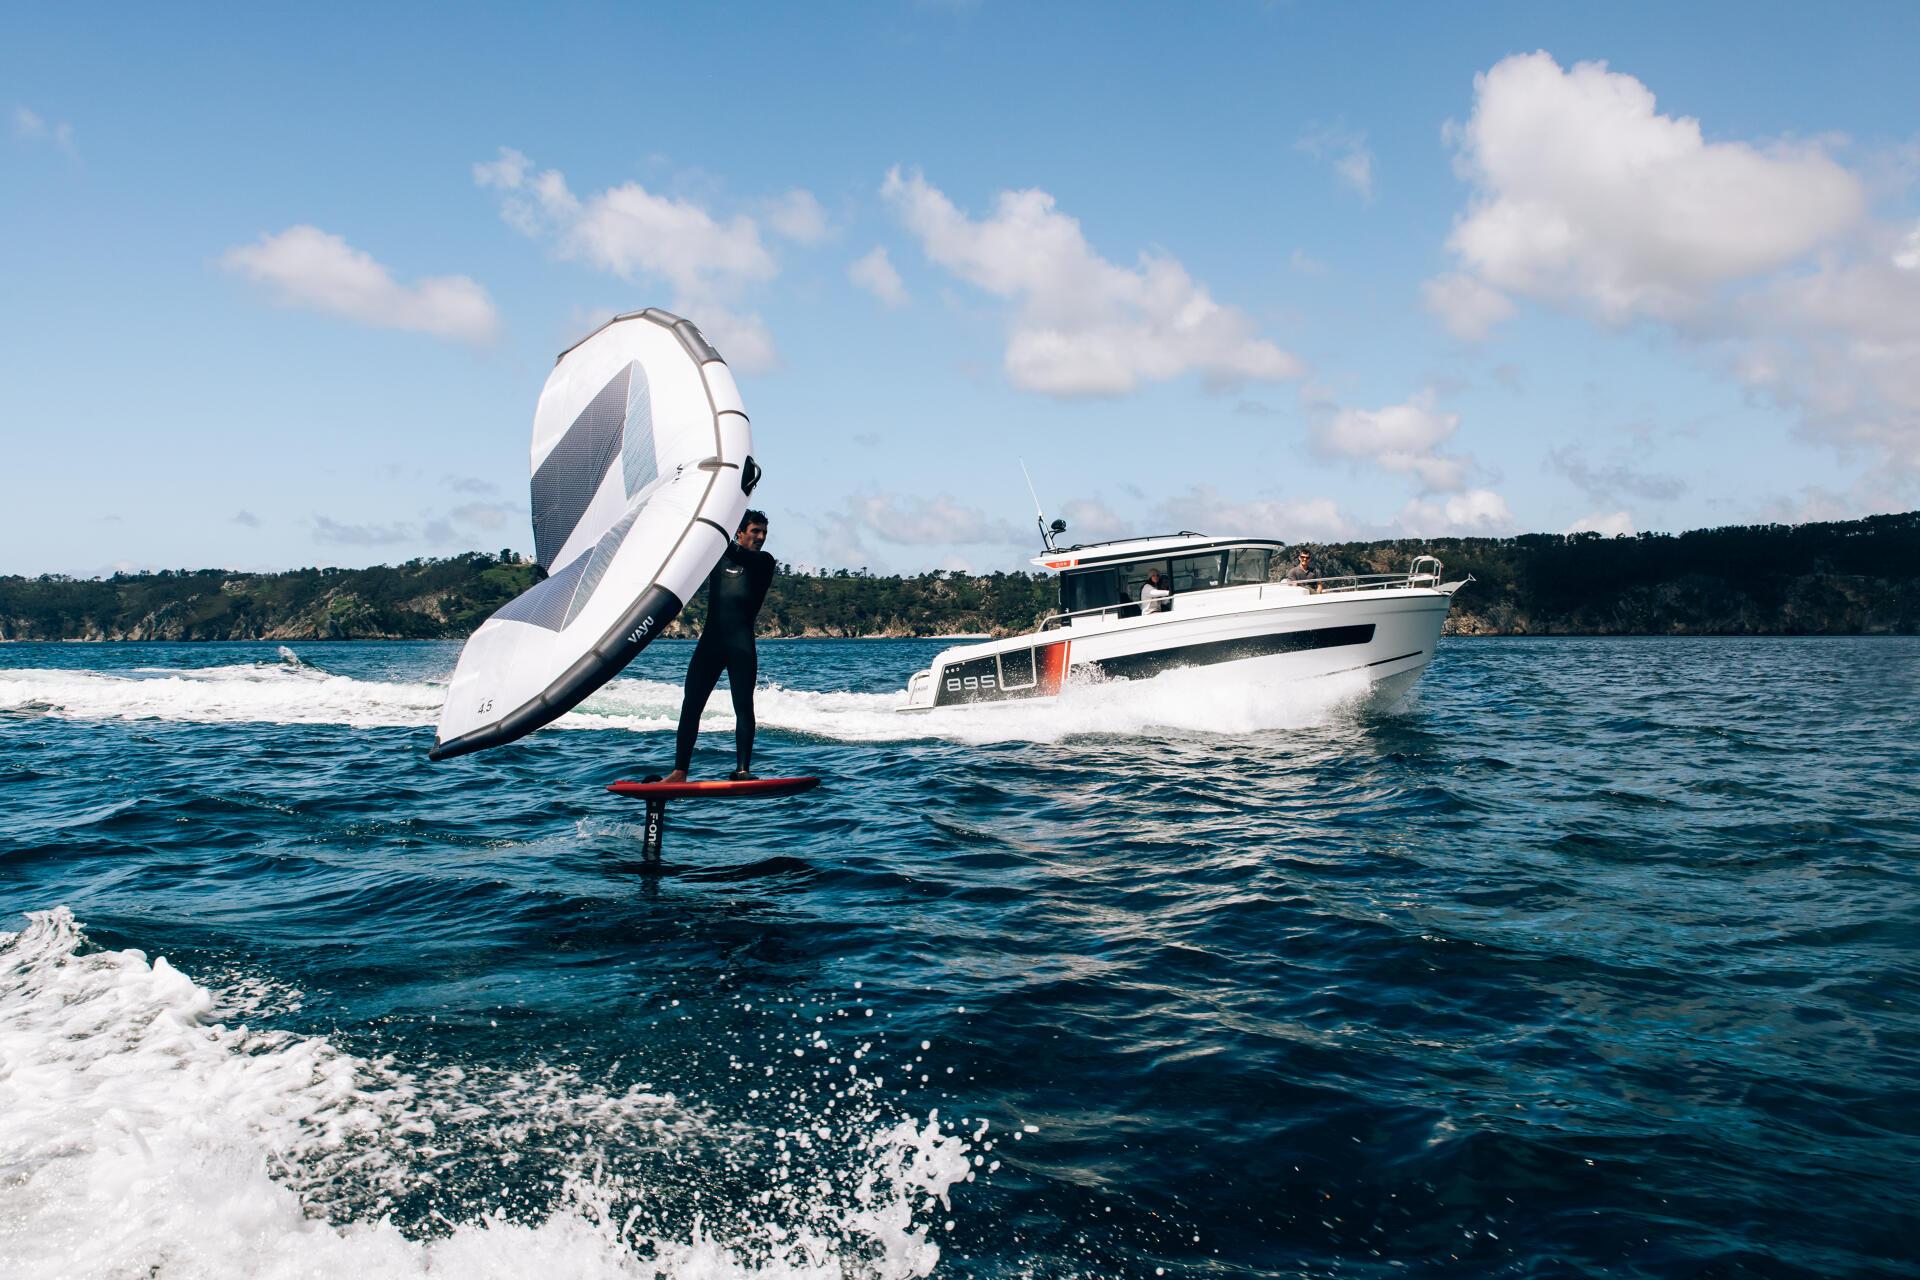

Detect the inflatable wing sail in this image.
[430,310,755,760]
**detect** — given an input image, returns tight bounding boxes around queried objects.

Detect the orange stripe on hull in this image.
[1036,640,1070,695]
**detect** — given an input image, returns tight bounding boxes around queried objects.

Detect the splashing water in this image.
[0,909,977,1279]
[6,637,1919,1276]
[0,656,1378,745]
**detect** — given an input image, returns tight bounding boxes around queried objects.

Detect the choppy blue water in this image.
[2,637,1917,1278]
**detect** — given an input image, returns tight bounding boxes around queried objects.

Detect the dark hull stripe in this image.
[1089,623,1375,682]
[1366,649,1425,668]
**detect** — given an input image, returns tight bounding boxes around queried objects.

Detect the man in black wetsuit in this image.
[664,509,774,782]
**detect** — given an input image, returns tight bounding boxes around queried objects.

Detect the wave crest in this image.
[0,908,975,1278]
[1,654,1378,746]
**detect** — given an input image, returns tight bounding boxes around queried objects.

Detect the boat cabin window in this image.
[1227,548,1273,585]
[1059,569,1120,614]
[1131,552,1226,598]
[1059,549,1253,614]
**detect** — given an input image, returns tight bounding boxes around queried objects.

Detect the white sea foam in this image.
[0,654,1374,745]
[581,664,1376,745]
[0,909,975,1279]
[1,664,444,729]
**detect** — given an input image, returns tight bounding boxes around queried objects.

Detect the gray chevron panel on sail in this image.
[490,547,593,632]
[530,363,633,570]
[620,366,658,500]
[431,309,754,761]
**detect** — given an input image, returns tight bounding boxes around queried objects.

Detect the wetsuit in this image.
[673,541,776,774]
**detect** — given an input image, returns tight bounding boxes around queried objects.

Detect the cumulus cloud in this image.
[835,493,1021,547]
[807,511,881,573]
[1296,125,1374,203]
[849,246,909,307]
[222,227,500,344]
[1895,224,1920,272]
[13,106,74,153]
[474,146,790,371]
[446,501,519,531]
[805,491,1041,573]
[1312,391,1472,493]
[1436,52,1863,327]
[1047,489,1351,545]
[1289,249,1328,276]
[1396,489,1515,536]
[1054,496,1134,545]
[1430,52,1920,495]
[313,515,416,547]
[1731,221,1920,469]
[1547,445,1684,503]
[1151,486,1354,541]
[766,189,830,244]
[808,485,1356,572]
[1752,480,1904,527]
[1566,510,1636,536]
[1422,272,1516,341]
[471,146,529,191]
[881,167,1304,397]
[315,499,525,551]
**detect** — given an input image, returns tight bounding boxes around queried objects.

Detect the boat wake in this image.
[0,908,975,1279]
[2,663,444,729]
[0,656,1382,745]
[582,663,1381,744]
[0,656,1382,744]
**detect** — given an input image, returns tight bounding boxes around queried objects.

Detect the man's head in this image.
[738,509,768,551]
[1296,550,1311,568]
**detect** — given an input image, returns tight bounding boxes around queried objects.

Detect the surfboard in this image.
[608,776,820,801]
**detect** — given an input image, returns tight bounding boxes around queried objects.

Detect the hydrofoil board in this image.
[608,775,820,861]
[608,776,819,801]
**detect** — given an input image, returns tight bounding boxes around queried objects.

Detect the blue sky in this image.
[6,2,1918,576]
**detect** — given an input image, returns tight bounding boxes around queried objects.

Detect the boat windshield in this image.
[1060,547,1273,613]
[1227,548,1273,585]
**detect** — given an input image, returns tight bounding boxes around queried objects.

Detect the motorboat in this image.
[899,524,1468,712]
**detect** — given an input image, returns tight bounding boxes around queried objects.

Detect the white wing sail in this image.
[430,310,755,760]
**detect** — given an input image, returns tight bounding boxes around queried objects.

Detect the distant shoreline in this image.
[5,512,1918,640]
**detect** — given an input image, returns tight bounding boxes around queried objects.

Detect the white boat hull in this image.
[900,582,1456,711]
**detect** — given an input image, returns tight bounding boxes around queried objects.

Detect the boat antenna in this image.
[1020,459,1067,551]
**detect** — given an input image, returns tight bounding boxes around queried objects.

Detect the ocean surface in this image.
[2,637,1916,1279]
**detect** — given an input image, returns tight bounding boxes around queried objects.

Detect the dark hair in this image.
[739,509,768,531]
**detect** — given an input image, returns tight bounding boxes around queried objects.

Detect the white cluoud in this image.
[883,166,1303,397]
[222,226,500,345]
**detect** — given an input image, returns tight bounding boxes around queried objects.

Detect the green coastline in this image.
[6,512,1917,641]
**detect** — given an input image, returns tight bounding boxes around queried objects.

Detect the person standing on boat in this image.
[665,510,774,782]
[1285,549,1320,592]
[1140,570,1172,613]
